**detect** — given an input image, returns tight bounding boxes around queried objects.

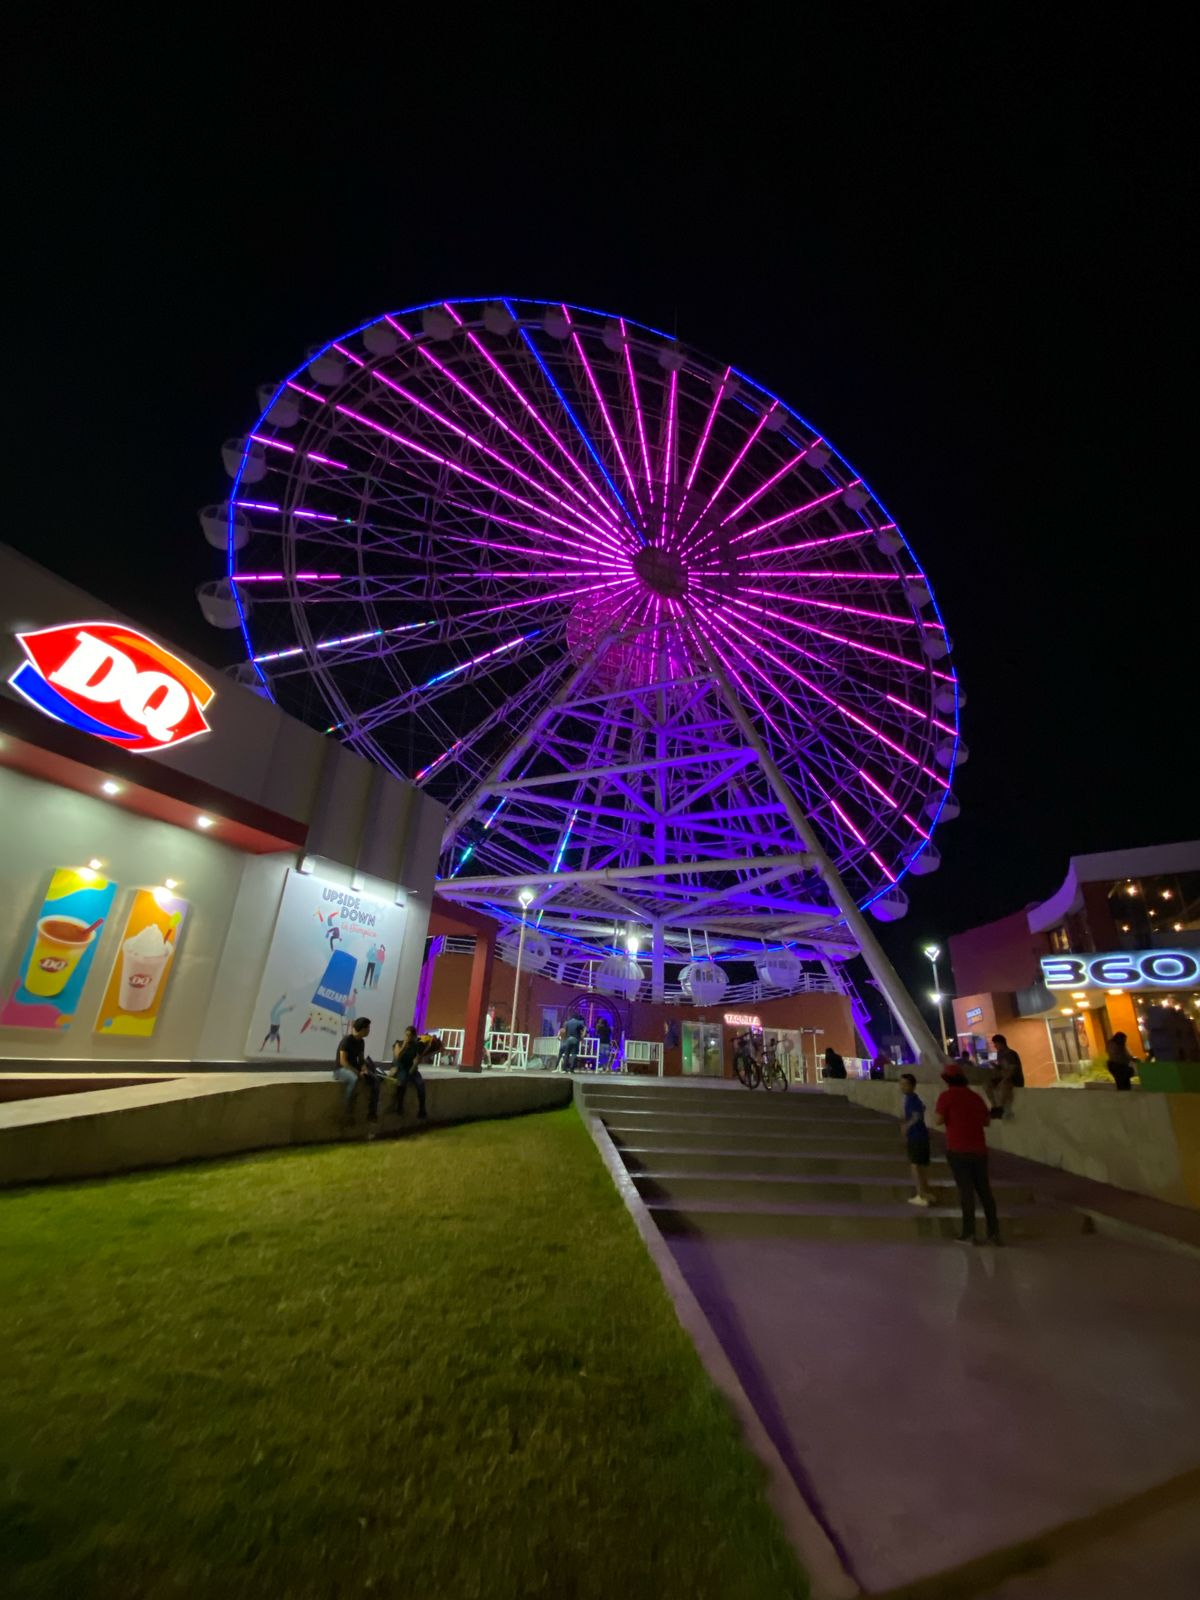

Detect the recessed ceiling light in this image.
[88,858,103,870]
[101,780,121,796]
[164,878,178,890]
[196,815,214,830]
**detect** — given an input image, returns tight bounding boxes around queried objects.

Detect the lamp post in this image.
[511,887,535,1045]
[924,943,949,1055]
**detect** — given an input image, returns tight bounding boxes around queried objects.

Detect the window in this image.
[1048,926,1071,953]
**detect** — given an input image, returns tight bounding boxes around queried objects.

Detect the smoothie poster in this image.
[95,888,189,1038]
[246,869,406,1058]
[0,868,119,1031]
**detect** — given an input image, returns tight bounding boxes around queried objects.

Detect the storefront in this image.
[0,545,446,1067]
[949,842,1200,1082]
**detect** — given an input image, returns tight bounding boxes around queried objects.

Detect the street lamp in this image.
[923,943,949,1054]
[511,888,536,1048]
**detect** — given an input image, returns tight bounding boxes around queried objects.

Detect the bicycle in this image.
[760,1052,789,1092]
[732,1034,762,1089]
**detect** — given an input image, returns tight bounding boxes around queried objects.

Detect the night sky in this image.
[10,17,1191,1012]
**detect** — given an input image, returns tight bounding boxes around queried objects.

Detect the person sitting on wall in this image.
[389,1025,436,1119]
[823,1046,847,1080]
[334,1017,379,1124]
[869,1053,889,1080]
[988,1034,1024,1117]
[1106,1031,1138,1091]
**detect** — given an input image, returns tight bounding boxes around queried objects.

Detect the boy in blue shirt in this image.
[899,1072,935,1206]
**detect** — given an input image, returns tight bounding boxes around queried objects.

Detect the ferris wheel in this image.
[202,298,963,1038]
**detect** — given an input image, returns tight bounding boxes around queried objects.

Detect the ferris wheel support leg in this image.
[438,637,616,854]
[694,635,943,1072]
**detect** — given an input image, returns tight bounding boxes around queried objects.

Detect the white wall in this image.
[0,769,435,1066]
[0,768,254,1062]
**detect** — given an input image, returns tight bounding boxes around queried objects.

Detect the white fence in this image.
[621,1039,664,1076]
[429,1027,464,1067]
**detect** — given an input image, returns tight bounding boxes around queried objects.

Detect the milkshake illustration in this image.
[118,922,173,1012]
[26,916,97,998]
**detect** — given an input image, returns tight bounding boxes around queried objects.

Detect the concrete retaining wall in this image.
[0,1070,573,1188]
[826,1079,1200,1209]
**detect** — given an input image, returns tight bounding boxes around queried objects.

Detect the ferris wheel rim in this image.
[220,296,961,920]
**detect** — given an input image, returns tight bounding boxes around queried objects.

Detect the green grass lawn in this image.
[0,1107,806,1600]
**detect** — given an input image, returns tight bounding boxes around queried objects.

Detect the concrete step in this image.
[616,1145,948,1178]
[582,1086,867,1116]
[602,1118,899,1151]
[644,1197,1092,1242]
[630,1170,1038,1206]
[596,1104,895,1130]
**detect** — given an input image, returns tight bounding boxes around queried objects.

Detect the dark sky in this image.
[9,16,1192,1010]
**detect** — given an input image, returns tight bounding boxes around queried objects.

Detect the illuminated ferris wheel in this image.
[202,299,963,1033]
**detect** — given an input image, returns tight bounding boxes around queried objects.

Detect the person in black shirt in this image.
[595,1015,613,1072]
[334,1017,379,1122]
[390,1025,433,1119]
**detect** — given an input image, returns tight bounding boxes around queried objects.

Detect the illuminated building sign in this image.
[723,1012,762,1028]
[9,623,215,752]
[965,1006,983,1025]
[1041,950,1200,991]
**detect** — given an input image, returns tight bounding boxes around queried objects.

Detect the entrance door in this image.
[1047,1020,1082,1077]
[682,1021,723,1076]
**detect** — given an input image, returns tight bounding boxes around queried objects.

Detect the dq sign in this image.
[9,623,215,752]
[1042,950,1200,991]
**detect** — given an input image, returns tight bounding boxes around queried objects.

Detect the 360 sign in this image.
[1041,950,1200,991]
[9,623,215,752]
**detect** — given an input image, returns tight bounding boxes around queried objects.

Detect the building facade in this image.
[0,546,445,1067]
[949,842,1200,1084]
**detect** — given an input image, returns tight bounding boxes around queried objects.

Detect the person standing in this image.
[558,1013,585,1072]
[899,1073,935,1205]
[390,1026,431,1119]
[1106,1031,1137,1091]
[595,1015,612,1072]
[334,1017,379,1124]
[934,1068,1001,1245]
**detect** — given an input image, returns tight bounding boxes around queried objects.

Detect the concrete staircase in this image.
[582,1079,1091,1241]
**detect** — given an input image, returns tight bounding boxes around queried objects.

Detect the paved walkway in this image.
[669,1231,1200,1593]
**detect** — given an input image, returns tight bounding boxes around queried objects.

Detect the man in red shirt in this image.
[934,1069,1002,1245]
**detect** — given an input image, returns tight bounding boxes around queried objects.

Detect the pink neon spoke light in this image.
[221,297,960,963]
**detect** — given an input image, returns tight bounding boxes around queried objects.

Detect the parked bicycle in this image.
[732,1031,762,1089]
[760,1039,789,1092]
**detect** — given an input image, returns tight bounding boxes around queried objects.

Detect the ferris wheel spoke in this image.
[397,310,627,532]
[716,439,824,528]
[681,367,732,497]
[360,362,629,555]
[560,308,646,522]
[682,403,778,545]
[619,321,657,511]
[330,402,629,554]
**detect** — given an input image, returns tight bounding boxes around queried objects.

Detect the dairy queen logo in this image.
[8,622,216,752]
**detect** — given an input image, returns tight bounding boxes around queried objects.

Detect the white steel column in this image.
[693,632,943,1069]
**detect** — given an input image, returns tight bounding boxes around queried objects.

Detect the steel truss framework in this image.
[222,299,960,1056]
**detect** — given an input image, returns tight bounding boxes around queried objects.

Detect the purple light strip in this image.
[718,439,822,526]
[286,381,327,404]
[705,587,935,676]
[727,483,854,546]
[741,528,876,561]
[251,619,433,666]
[452,318,632,527]
[886,693,957,738]
[438,499,632,567]
[620,320,656,506]
[233,572,340,581]
[697,592,949,788]
[455,575,638,624]
[682,368,731,494]
[870,851,897,885]
[234,500,342,523]
[684,404,778,543]
[442,532,633,574]
[249,435,349,470]
[738,568,903,580]
[365,364,626,555]
[829,797,869,847]
[414,737,464,783]
[563,310,645,520]
[740,586,918,628]
[399,321,623,534]
[332,403,623,549]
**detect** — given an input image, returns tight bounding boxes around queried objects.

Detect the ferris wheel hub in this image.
[632,543,688,599]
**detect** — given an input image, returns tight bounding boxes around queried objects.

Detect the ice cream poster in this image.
[0,867,119,1031]
[94,888,189,1037]
[246,869,406,1058]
